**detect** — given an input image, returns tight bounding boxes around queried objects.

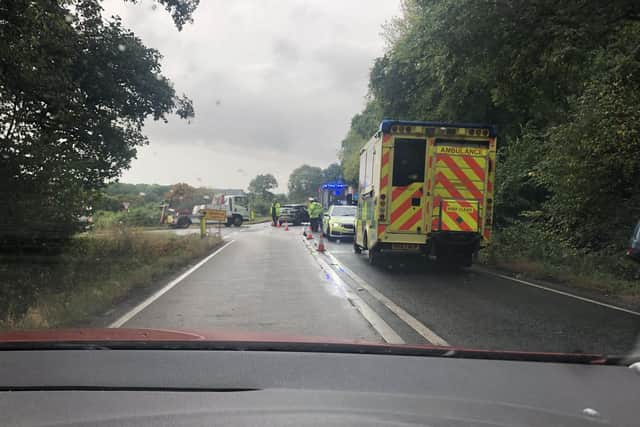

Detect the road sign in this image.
[203,209,227,222]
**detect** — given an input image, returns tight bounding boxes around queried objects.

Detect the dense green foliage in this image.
[247,173,281,216]
[0,0,197,249]
[92,182,238,227]
[340,0,640,255]
[287,163,346,203]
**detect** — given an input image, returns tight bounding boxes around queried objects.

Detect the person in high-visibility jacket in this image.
[271,200,281,226]
[307,197,323,232]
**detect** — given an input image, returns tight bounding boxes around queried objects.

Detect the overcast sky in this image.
[102,0,400,192]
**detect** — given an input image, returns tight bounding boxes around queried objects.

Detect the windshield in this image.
[1,0,639,363]
[331,206,356,217]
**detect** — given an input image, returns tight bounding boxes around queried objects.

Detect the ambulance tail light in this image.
[379,194,387,221]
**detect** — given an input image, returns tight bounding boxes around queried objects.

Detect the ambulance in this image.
[353,120,497,266]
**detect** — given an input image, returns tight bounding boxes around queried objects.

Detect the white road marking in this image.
[324,250,450,346]
[302,238,405,344]
[476,268,640,317]
[109,240,236,328]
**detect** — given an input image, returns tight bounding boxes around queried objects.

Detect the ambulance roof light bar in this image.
[380,119,497,137]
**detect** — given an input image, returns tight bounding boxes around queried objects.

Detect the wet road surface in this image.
[111,223,640,355]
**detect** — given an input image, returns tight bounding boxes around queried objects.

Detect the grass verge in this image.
[479,223,640,308]
[0,229,223,329]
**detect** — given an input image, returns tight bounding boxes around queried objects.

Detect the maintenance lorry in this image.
[193,194,250,227]
[354,120,497,266]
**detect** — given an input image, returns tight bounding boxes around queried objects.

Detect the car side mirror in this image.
[324,213,329,217]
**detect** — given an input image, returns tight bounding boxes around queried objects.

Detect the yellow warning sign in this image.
[203,209,227,222]
[436,145,487,156]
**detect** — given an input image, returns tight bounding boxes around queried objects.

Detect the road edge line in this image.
[109,240,236,328]
[324,250,450,347]
[475,267,640,317]
[302,238,405,344]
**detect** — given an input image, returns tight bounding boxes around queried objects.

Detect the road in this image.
[111,223,640,355]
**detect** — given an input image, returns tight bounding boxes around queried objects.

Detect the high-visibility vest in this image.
[309,202,322,218]
[274,202,281,216]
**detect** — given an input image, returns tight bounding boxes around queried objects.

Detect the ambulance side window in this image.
[366,145,374,187]
[392,138,426,186]
[359,151,367,190]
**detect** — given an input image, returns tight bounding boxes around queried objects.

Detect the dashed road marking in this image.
[109,240,235,328]
[324,250,450,347]
[476,267,640,317]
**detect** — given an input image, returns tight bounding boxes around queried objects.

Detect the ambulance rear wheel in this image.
[353,239,362,254]
[367,247,379,266]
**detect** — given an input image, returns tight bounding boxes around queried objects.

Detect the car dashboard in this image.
[0,345,638,426]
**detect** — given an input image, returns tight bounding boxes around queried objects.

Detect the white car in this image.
[322,205,356,240]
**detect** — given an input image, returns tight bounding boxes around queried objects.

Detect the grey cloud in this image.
[102,0,400,187]
[273,38,300,63]
[313,44,376,91]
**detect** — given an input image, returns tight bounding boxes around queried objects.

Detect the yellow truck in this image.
[354,120,497,266]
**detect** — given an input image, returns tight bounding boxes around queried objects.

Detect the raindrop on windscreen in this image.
[117,44,126,52]
[151,3,158,11]
[155,74,163,81]
[64,14,73,23]
[582,408,600,418]
[630,361,640,375]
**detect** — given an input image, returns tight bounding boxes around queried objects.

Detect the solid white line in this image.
[476,268,640,317]
[324,250,450,346]
[302,239,405,344]
[109,240,236,328]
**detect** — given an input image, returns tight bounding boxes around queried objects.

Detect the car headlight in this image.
[330,221,341,227]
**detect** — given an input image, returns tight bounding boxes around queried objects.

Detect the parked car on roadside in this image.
[322,205,356,240]
[279,204,309,226]
[627,219,640,262]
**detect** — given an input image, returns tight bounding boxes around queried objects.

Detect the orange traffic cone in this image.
[317,232,326,252]
[284,220,289,231]
[306,224,313,240]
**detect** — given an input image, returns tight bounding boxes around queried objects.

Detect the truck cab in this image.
[225,195,250,226]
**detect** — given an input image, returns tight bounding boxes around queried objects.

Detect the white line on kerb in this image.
[302,239,404,344]
[324,250,450,347]
[109,240,235,328]
[477,268,640,317]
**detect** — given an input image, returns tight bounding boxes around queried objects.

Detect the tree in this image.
[0,0,197,248]
[164,183,197,210]
[339,100,382,184]
[248,174,278,198]
[322,163,343,183]
[340,0,640,255]
[247,173,278,216]
[288,165,323,202]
